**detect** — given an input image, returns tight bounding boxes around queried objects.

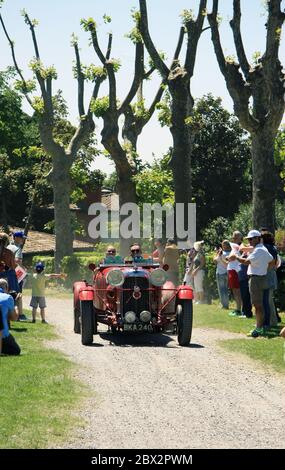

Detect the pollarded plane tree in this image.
[208,0,285,231]
[81,16,164,255]
[0,9,105,269]
[139,0,208,240]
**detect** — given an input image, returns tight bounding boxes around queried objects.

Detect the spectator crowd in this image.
[1,228,285,355]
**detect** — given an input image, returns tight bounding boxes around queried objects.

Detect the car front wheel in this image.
[176,300,193,346]
[80,300,95,345]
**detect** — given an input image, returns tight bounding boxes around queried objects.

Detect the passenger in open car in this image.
[129,244,144,263]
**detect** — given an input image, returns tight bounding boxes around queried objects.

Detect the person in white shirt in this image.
[226,235,242,316]
[228,230,275,337]
[213,241,230,309]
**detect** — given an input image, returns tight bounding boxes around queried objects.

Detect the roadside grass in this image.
[193,303,285,373]
[220,337,285,373]
[0,310,85,449]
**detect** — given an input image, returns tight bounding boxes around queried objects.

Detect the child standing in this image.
[30,262,65,323]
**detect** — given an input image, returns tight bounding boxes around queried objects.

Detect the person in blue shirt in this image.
[0,278,21,355]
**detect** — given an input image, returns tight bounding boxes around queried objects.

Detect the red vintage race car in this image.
[73,257,193,347]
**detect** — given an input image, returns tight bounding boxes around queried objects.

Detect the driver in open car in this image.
[129,244,144,263]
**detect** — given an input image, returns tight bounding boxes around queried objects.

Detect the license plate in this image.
[124,323,153,332]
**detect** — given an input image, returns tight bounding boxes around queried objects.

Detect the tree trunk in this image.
[102,114,137,257]
[51,152,74,271]
[251,129,278,232]
[116,162,137,257]
[1,191,9,233]
[24,189,37,237]
[122,111,139,172]
[168,76,193,241]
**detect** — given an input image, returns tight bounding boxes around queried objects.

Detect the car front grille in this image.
[121,276,150,316]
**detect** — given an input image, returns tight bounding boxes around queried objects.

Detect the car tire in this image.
[80,300,94,345]
[176,300,193,346]
[74,305,81,334]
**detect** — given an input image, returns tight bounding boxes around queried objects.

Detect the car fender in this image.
[73,281,87,308]
[177,286,193,300]
[79,287,94,302]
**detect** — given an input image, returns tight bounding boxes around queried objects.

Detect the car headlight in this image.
[140,310,151,323]
[150,268,167,286]
[106,269,125,287]
[125,311,136,324]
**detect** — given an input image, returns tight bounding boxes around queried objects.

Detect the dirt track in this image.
[24,296,285,449]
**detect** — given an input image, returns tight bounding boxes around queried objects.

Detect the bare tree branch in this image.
[67,115,95,158]
[106,62,117,111]
[207,1,227,76]
[24,13,48,100]
[264,0,285,65]
[229,0,250,78]
[0,14,33,106]
[87,76,104,115]
[106,32,112,60]
[46,76,52,100]
[144,80,165,125]
[90,28,107,65]
[139,0,170,79]
[208,1,259,133]
[73,41,85,117]
[184,0,207,76]
[119,41,144,115]
[173,27,185,63]
[24,13,40,59]
[144,65,156,79]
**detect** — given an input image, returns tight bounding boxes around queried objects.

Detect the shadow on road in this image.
[90,331,205,349]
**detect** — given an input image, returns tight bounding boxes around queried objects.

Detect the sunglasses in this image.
[131,249,141,253]
[107,250,116,254]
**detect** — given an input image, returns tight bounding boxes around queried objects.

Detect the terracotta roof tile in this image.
[2,227,94,254]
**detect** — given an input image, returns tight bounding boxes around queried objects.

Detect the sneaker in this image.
[247,327,264,338]
[41,320,48,324]
[31,319,36,323]
[228,310,240,317]
[18,314,28,321]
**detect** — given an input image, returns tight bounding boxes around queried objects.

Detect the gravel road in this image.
[24,296,285,449]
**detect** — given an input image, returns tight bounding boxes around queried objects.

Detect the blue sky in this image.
[1,0,284,174]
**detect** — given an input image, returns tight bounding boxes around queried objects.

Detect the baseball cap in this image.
[245,230,261,239]
[35,261,45,270]
[13,231,27,239]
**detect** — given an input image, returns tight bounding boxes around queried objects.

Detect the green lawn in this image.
[194,303,285,373]
[0,311,85,449]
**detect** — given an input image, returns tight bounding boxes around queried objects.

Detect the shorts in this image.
[249,275,266,305]
[193,269,205,293]
[30,296,46,309]
[228,270,240,289]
